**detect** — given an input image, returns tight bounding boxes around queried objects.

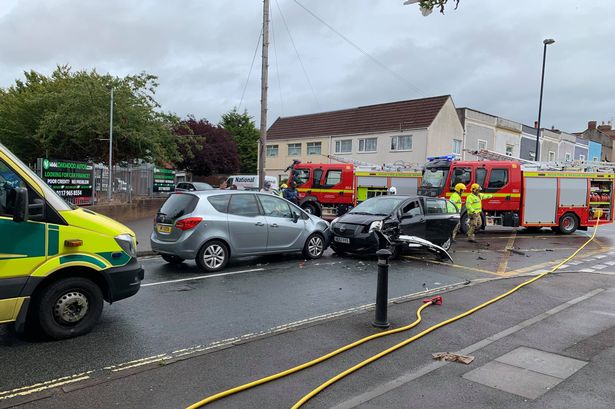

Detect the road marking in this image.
[497,231,517,274]
[579,268,596,273]
[0,372,92,401]
[593,264,607,270]
[141,268,265,287]
[331,288,605,409]
[605,261,615,266]
[0,282,467,402]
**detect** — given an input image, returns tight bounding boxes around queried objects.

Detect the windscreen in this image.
[421,168,449,189]
[349,196,406,216]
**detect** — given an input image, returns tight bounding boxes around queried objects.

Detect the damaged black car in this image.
[330,195,459,259]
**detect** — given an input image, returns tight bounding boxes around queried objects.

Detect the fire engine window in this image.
[450,167,471,188]
[313,169,323,187]
[324,170,342,186]
[476,168,487,188]
[424,198,447,215]
[293,169,310,186]
[488,169,508,189]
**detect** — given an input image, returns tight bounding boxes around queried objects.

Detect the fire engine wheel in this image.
[558,213,579,235]
[302,202,320,217]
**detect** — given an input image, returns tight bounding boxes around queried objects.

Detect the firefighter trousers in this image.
[467,212,482,240]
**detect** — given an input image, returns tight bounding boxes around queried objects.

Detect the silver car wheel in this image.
[203,244,226,269]
[307,235,324,257]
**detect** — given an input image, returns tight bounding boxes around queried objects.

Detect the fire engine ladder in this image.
[324,154,422,172]
[466,149,615,173]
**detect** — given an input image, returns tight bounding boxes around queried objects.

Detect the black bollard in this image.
[373,249,392,328]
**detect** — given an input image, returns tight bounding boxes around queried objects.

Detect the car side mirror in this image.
[292,211,300,223]
[12,187,28,223]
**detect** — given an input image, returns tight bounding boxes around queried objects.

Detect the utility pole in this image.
[108,87,114,201]
[258,0,270,190]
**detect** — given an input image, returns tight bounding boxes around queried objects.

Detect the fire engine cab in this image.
[288,158,422,218]
[417,151,614,234]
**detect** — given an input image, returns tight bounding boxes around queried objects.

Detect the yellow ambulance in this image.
[0,143,143,339]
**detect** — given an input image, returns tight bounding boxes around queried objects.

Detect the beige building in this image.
[264,95,463,180]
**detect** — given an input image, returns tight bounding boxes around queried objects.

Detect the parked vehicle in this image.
[176,182,214,192]
[0,143,143,340]
[330,195,459,256]
[417,152,614,234]
[224,175,279,191]
[151,191,331,272]
[287,159,422,218]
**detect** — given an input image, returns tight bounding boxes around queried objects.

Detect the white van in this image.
[225,175,279,191]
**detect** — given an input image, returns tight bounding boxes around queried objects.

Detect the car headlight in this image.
[115,234,137,258]
[369,220,383,233]
[331,217,339,228]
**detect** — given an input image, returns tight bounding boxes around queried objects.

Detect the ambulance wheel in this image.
[34,277,104,340]
[161,254,184,264]
[558,213,578,235]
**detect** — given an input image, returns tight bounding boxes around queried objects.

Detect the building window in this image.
[505,144,514,157]
[391,135,412,151]
[335,139,352,154]
[548,151,555,162]
[266,145,278,157]
[307,142,321,156]
[287,143,301,156]
[358,138,377,153]
[565,153,571,161]
[579,154,585,161]
[477,139,487,151]
[452,139,462,155]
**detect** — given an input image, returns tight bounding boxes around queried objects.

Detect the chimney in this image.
[534,121,538,128]
[598,122,612,132]
[588,121,597,130]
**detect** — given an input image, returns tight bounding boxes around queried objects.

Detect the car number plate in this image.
[334,236,350,244]
[157,224,173,233]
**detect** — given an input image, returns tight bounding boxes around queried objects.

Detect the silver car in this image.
[151,191,331,272]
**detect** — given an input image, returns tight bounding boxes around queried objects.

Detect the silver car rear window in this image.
[159,193,198,222]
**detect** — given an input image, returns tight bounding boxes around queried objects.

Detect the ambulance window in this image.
[450,167,471,188]
[488,169,508,189]
[476,168,487,188]
[324,170,342,186]
[0,160,43,219]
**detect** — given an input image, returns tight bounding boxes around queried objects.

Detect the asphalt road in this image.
[0,225,611,400]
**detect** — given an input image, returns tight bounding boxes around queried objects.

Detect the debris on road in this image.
[432,352,475,364]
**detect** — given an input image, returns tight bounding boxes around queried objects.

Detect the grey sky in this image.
[0,0,613,133]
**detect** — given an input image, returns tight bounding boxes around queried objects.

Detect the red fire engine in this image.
[287,158,422,218]
[417,151,615,234]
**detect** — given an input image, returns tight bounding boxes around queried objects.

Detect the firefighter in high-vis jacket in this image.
[465,183,492,243]
[450,183,465,241]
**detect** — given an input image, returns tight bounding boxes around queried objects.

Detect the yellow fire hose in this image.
[188,214,602,409]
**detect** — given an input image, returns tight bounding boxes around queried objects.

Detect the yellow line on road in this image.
[496,231,517,274]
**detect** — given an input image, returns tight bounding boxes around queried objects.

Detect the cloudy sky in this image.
[0,0,613,133]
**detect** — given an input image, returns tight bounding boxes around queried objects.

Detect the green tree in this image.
[0,65,179,165]
[404,0,459,15]
[219,108,260,174]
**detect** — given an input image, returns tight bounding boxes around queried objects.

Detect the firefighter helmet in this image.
[471,183,481,191]
[454,183,466,193]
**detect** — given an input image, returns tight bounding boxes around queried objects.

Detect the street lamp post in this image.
[108,87,114,201]
[535,38,555,161]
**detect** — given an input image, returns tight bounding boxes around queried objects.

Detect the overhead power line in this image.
[293,0,425,96]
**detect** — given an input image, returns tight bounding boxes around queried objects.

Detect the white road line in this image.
[579,268,596,273]
[595,255,607,259]
[605,261,615,266]
[141,268,265,287]
[592,264,607,270]
[568,261,582,266]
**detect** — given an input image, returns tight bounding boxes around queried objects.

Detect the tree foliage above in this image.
[220,108,260,174]
[0,65,179,165]
[175,117,240,176]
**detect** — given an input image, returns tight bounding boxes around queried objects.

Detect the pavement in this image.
[5,258,615,408]
[125,217,154,255]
